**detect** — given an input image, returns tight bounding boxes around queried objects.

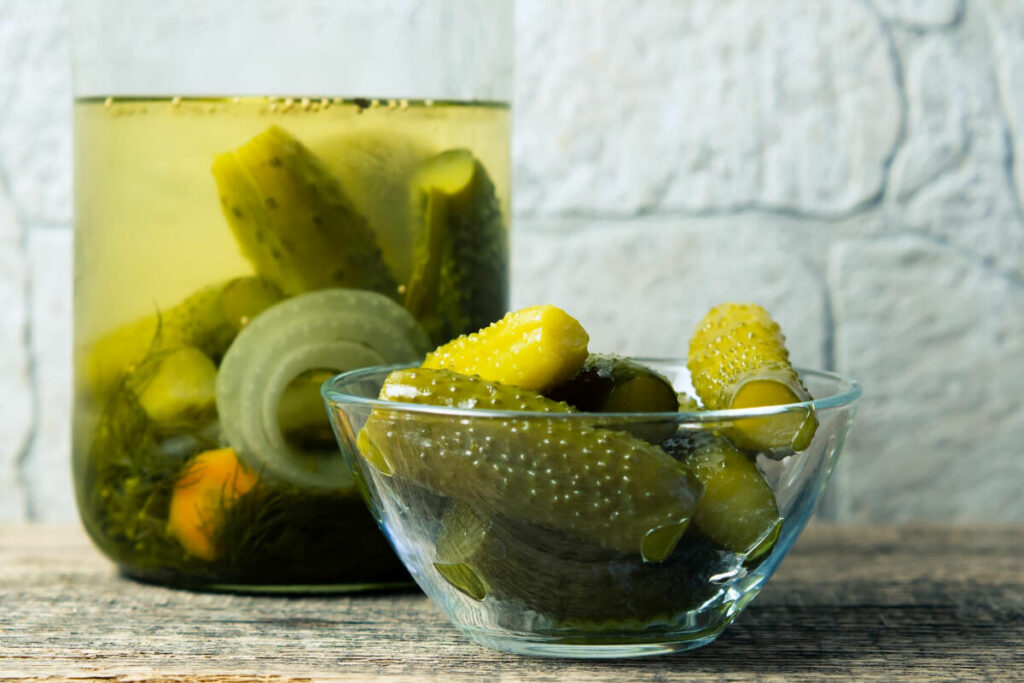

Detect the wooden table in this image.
[1,524,1021,682]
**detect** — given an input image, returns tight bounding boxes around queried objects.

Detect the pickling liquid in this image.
[72,96,510,590]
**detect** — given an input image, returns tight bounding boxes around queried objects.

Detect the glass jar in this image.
[71,0,512,591]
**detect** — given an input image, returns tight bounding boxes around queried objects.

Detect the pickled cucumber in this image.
[404,149,508,345]
[211,125,399,298]
[86,276,284,397]
[359,367,701,561]
[433,502,727,622]
[688,303,816,452]
[134,347,218,430]
[547,354,678,443]
[421,305,589,393]
[313,129,434,284]
[217,288,430,490]
[663,433,781,559]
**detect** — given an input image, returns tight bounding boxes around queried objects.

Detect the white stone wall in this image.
[0,0,1021,522]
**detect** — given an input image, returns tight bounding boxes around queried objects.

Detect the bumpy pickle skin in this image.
[664,433,781,560]
[358,367,701,561]
[86,276,284,398]
[688,302,816,452]
[404,149,509,345]
[421,305,590,393]
[211,125,400,298]
[546,354,679,443]
[433,502,725,623]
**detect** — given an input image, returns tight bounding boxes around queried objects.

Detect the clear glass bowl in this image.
[322,360,860,658]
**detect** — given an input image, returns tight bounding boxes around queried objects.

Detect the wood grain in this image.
[0,523,1021,682]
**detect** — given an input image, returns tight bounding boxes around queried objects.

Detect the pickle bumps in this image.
[422,304,589,393]
[359,368,701,561]
[688,303,816,452]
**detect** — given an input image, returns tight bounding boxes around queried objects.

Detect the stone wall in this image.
[0,0,1021,521]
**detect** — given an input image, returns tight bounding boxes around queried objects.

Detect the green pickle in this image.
[433,502,728,624]
[74,96,510,589]
[546,353,679,443]
[663,432,782,560]
[360,367,701,561]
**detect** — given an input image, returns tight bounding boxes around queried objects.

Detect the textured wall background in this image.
[0,0,1021,522]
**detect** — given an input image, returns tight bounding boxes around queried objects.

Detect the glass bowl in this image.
[322,360,860,658]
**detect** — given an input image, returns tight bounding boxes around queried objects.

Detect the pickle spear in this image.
[212,125,400,298]
[688,303,816,453]
[404,149,508,345]
[86,276,284,397]
[359,367,701,561]
[434,503,725,622]
[546,354,678,443]
[663,433,781,560]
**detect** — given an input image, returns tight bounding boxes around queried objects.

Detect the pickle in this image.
[688,303,816,452]
[404,149,508,345]
[422,305,589,393]
[134,346,218,430]
[86,276,283,397]
[664,433,781,560]
[547,354,678,443]
[359,367,701,561]
[313,129,434,284]
[433,503,727,622]
[211,125,400,297]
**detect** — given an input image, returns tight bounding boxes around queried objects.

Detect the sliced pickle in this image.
[547,354,678,443]
[86,276,284,398]
[359,367,700,560]
[404,149,508,345]
[216,288,430,490]
[211,125,400,298]
[688,302,816,453]
[422,304,589,393]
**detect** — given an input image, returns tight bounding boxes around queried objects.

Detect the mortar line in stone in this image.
[874,0,966,35]
[514,201,880,225]
[986,46,1024,223]
[0,166,40,521]
[860,0,911,209]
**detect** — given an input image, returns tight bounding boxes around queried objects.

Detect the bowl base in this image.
[461,621,732,659]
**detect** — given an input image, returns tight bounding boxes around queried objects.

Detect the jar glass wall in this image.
[71,0,512,591]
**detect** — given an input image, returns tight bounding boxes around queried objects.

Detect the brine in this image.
[72,96,510,589]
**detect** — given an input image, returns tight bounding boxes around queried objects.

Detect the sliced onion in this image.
[216,288,430,489]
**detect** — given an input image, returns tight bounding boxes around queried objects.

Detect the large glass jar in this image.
[71,0,512,590]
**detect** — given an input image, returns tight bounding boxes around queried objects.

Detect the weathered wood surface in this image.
[0,524,1021,682]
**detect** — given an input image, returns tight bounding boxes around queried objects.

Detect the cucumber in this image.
[433,502,726,623]
[360,368,701,561]
[86,277,284,398]
[404,149,508,344]
[546,354,678,443]
[688,303,816,453]
[421,304,590,393]
[212,125,400,298]
[216,288,430,489]
[134,346,218,430]
[663,433,781,559]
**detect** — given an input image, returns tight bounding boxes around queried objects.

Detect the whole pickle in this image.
[404,149,508,345]
[547,354,678,443]
[211,125,399,298]
[359,367,701,562]
[86,276,283,398]
[433,502,730,623]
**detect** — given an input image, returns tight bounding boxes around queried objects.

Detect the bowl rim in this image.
[321,359,862,422]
